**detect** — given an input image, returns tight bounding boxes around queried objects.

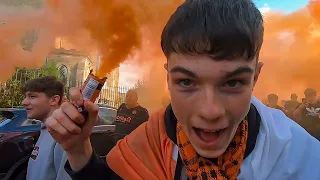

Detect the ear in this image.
[50,95,61,106]
[164,63,170,91]
[253,62,264,86]
[164,63,168,71]
[164,63,169,81]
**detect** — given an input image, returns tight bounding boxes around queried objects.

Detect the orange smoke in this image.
[77,1,141,78]
[2,0,320,109]
[139,0,320,109]
[0,0,182,81]
[253,0,320,100]
[47,0,142,78]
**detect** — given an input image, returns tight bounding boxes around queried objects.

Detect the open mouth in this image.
[193,127,227,145]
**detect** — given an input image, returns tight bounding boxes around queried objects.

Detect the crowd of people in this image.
[265,88,320,140]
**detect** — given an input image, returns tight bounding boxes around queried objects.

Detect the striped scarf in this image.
[176,119,248,180]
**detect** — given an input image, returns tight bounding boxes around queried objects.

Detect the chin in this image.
[192,142,228,158]
[27,113,41,120]
[26,114,33,119]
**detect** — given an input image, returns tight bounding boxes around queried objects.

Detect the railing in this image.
[0,71,130,109]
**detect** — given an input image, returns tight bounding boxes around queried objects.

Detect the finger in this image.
[45,116,69,137]
[61,102,85,124]
[69,87,83,106]
[52,109,81,135]
[84,100,98,125]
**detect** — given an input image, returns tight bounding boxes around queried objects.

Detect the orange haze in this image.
[0,0,182,81]
[137,0,320,109]
[1,0,320,109]
[254,0,320,100]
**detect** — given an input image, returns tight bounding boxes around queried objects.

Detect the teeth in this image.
[203,129,219,133]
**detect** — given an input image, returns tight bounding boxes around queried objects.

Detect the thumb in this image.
[83,100,98,125]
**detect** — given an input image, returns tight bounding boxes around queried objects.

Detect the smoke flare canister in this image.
[78,71,107,118]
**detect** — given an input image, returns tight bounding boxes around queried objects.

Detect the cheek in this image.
[169,90,195,125]
[224,90,252,122]
[32,99,48,108]
[170,89,193,109]
[29,99,37,107]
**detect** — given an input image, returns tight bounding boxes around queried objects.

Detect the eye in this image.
[224,80,244,88]
[177,79,194,88]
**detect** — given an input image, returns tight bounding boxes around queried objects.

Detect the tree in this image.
[0,61,60,108]
[134,79,148,89]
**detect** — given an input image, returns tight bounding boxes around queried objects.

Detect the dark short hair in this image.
[22,76,64,104]
[267,94,278,100]
[161,0,264,61]
[304,88,316,96]
[127,89,138,98]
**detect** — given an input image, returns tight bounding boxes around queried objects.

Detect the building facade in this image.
[46,48,92,86]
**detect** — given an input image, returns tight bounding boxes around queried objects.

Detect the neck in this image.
[126,103,138,109]
[269,104,278,108]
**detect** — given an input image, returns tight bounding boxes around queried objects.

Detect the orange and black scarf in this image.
[176,119,248,180]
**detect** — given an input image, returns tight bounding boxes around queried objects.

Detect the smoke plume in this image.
[1,0,320,109]
[254,0,320,100]
[0,0,182,81]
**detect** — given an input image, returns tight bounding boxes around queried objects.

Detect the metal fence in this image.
[0,70,130,108]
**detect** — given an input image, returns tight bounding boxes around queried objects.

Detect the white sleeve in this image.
[53,143,72,180]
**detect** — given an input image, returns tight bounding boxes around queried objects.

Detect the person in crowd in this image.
[285,93,300,109]
[293,88,320,140]
[113,89,149,142]
[23,76,70,180]
[283,93,300,119]
[45,0,320,179]
[280,100,286,108]
[266,94,282,110]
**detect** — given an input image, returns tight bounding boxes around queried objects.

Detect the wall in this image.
[47,48,92,85]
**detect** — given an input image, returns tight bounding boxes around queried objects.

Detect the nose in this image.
[198,89,225,121]
[22,97,30,107]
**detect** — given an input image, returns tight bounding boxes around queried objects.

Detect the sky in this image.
[255,0,309,13]
[118,0,310,87]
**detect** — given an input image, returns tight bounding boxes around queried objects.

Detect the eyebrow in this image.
[169,65,254,79]
[224,66,254,78]
[170,66,197,78]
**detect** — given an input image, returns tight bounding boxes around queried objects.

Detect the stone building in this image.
[56,38,120,88]
[46,48,92,86]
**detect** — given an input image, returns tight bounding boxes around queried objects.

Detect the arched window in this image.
[59,65,68,84]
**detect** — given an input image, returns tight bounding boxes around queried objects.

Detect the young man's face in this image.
[166,53,262,158]
[22,92,58,121]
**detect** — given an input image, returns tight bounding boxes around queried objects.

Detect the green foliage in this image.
[0,61,60,108]
[27,61,60,80]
